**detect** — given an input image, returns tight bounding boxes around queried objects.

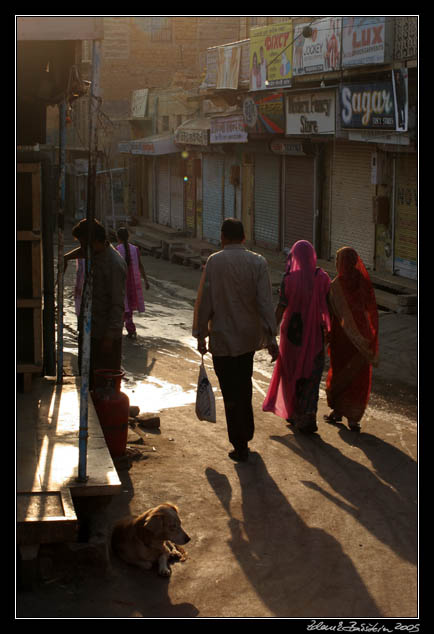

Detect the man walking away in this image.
[193,218,278,462]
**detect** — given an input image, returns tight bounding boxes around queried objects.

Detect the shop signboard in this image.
[249,21,293,90]
[175,120,210,146]
[342,16,394,68]
[216,44,241,89]
[243,92,285,135]
[339,74,407,131]
[210,115,247,143]
[130,134,180,155]
[270,140,308,155]
[285,90,336,135]
[131,89,149,118]
[293,17,341,76]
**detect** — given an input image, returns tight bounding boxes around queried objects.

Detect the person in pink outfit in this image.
[116,227,150,339]
[262,240,331,433]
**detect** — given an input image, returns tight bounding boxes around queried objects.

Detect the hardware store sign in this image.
[285,90,335,135]
[339,81,396,129]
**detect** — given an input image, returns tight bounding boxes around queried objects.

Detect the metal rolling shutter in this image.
[170,157,184,230]
[330,142,376,267]
[284,156,315,249]
[223,158,236,218]
[157,157,170,226]
[394,154,417,280]
[203,154,224,242]
[254,153,280,247]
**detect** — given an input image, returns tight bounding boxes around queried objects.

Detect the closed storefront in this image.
[184,156,201,237]
[283,154,315,250]
[154,156,185,229]
[223,157,237,219]
[156,156,170,226]
[254,152,280,248]
[328,141,376,267]
[169,157,184,230]
[394,153,417,279]
[127,134,182,228]
[202,153,225,243]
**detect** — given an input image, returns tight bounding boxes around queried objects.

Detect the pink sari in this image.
[263,241,331,421]
[116,243,145,313]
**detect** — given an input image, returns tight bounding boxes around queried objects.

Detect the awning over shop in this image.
[118,133,181,156]
[174,118,211,146]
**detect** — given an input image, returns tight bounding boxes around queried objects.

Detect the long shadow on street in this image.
[206,452,382,618]
[271,427,417,566]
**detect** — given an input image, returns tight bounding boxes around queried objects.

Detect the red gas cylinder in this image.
[92,370,130,458]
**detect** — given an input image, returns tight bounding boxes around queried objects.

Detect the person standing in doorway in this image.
[193,218,278,462]
[116,227,150,340]
[64,218,127,389]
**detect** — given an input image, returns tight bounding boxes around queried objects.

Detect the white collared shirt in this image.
[193,244,277,357]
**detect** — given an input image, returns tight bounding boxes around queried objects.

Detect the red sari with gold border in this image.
[326,247,379,423]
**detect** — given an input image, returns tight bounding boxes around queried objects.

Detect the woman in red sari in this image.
[325,247,379,432]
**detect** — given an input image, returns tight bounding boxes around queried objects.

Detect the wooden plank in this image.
[17,378,122,499]
[17,364,43,373]
[17,489,78,546]
[17,230,41,241]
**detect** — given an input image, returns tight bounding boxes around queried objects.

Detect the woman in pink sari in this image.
[263,241,331,433]
[116,227,150,339]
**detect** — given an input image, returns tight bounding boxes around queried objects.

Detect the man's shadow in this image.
[206,453,381,618]
[271,427,417,566]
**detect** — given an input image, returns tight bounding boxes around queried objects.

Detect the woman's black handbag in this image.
[287,312,303,346]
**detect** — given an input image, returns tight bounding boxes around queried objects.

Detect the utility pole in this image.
[77,39,101,483]
[56,99,67,384]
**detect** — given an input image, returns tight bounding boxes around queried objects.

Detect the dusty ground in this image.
[16,248,418,620]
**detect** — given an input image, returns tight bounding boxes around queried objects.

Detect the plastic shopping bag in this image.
[195,357,216,423]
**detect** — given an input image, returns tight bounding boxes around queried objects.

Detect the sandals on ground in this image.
[348,422,361,432]
[323,412,342,424]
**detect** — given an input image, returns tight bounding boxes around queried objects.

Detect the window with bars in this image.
[81,40,92,63]
[151,16,172,42]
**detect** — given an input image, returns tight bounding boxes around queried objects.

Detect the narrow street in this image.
[17,247,418,619]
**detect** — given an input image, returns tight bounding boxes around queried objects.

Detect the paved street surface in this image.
[17,247,418,620]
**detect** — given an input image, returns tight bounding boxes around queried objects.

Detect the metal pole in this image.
[56,100,67,384]
[77,40,101,483]
[109,167,116,232]
[391,156,396,275]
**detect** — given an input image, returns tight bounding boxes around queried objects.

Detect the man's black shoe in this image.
[228,448,249,462]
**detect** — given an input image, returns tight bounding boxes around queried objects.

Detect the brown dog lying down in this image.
[111,503,190,576]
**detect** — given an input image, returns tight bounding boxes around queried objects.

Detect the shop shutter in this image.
[203,154,224,242]
[254,153,280,247]
[170,157,184,230]
[330,142,376,267]
[394,154,417,279]
[157,157,170,226]
[224,159,237,218]
[284,156,315,249]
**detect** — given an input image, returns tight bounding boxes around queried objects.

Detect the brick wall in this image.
[100,16,244,102]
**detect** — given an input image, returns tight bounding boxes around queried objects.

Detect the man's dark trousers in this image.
[212,351,255,452]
